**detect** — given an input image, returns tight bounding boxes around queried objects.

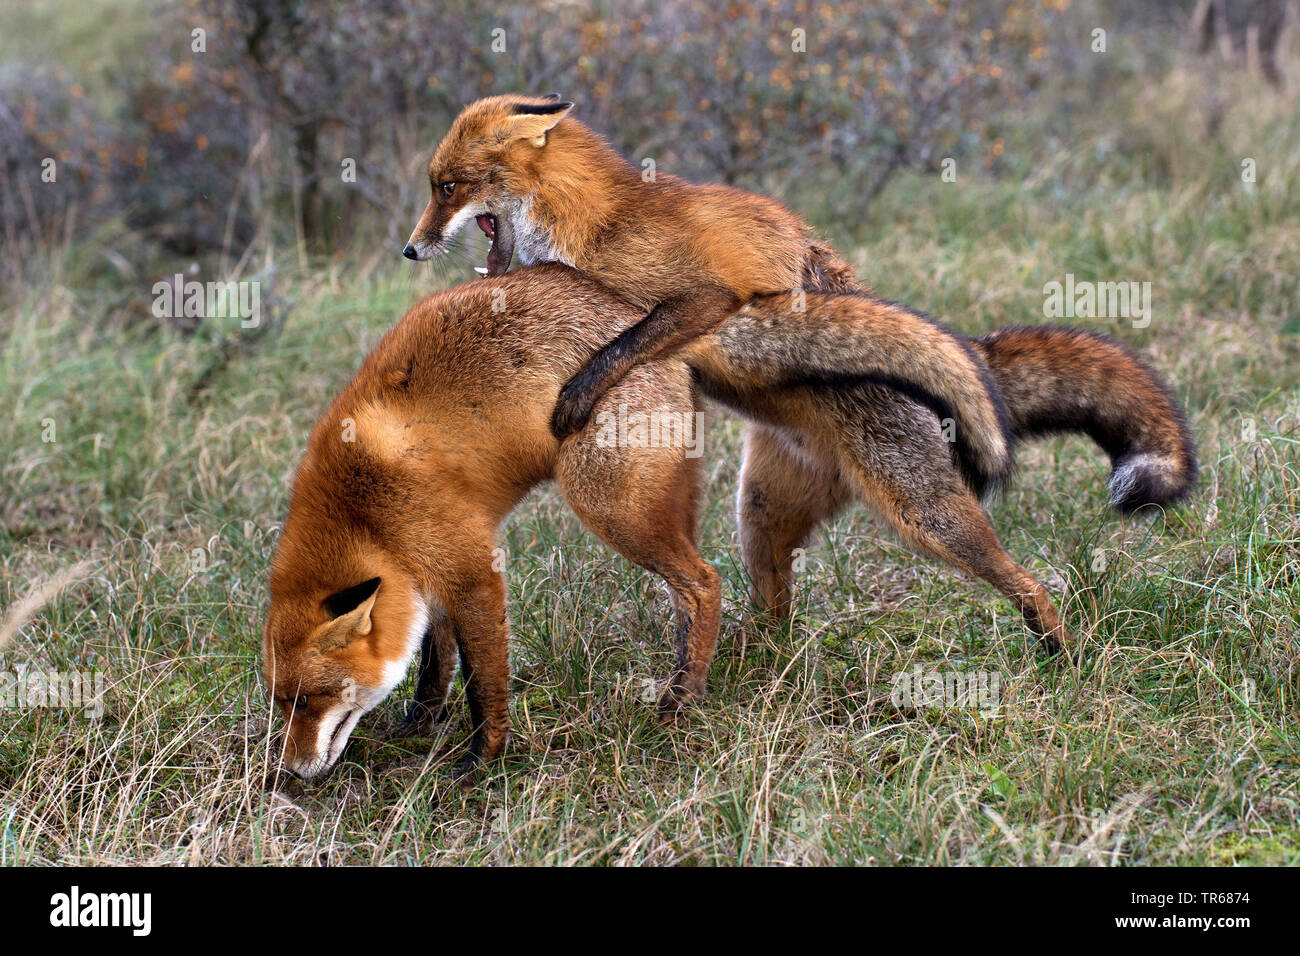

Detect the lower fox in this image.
[263,265,1196,780]
[265,267,714,779]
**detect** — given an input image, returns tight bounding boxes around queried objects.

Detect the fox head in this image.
[403,93,574,277]
[263,538,428,781]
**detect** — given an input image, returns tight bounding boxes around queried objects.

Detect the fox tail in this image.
[971,326,1197,512]
[698,291,1015,497]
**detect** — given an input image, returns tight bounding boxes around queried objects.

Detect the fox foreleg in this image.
[393,607,458,737]
[551,286,741,439]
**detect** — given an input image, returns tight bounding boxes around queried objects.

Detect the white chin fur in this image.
[440,202,488,247]
[293,701,356,779]
[509,194,571,267]
[325,707,365,767]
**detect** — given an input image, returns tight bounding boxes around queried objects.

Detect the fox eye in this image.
[294,695,309,710]
[438,181,456,200]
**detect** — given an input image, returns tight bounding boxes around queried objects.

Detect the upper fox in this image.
[403,93,1014,495]
[404,94,833,302]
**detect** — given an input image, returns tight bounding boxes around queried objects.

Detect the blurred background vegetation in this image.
[0,0,1285,285]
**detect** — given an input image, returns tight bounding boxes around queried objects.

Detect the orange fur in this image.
[405,95,1015,491]
[264,267,1098,781]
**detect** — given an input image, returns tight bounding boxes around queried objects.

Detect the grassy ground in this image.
[2,62,1299,865]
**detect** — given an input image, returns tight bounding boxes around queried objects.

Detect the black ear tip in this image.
[541,92,561,100]
[323,576,382,618]
[511,99,573,116]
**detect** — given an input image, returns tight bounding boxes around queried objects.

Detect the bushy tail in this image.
[693,291,1015,496]
[972,326,1197,512]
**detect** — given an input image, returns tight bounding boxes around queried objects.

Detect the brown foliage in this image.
[3,0,1069,258]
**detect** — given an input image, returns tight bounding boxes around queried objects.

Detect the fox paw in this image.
[550,387,595,440]
[657,684,702,724]
[390,718,430,740]
[390,701,446,739]
[450,754,483,787]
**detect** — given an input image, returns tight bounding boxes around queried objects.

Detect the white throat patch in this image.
[503,194,571,267]
[366,594,429,712]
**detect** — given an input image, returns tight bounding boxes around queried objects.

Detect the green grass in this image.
[2,61,1299,865]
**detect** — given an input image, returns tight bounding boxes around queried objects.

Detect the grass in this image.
[2,59,1299,865]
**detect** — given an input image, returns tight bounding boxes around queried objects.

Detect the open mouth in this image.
[473,213,515,278]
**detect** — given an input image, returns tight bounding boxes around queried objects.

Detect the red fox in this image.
[402,94,1015,496]
[402,93,1196,604]
[265,266,1196,780]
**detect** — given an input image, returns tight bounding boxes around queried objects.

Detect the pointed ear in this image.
[315,577,381,650]
[506,100,573,147]
[323,577,381,619]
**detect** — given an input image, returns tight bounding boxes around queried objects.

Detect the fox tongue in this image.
[484,213,514,277]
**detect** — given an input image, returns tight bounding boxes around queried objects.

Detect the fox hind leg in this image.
[556,379,722,714]
[819,386,1070,652]
[870,480,1069,652]
[737,423,852,622]
[561,459,722,713]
